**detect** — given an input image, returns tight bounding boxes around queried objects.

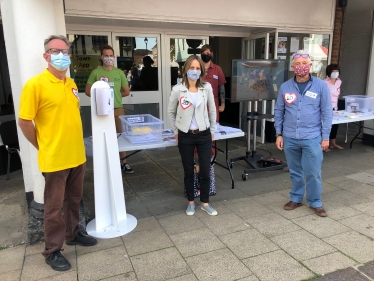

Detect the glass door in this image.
[163,35,208,128]
[112,33,161,118]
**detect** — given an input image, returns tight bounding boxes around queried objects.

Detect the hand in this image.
[321,140,329,151]
[219,104,225,112]
[174,134,178,143]
[212,134,214,140]
[276,136,283,150]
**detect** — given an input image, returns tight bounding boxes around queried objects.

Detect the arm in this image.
[85,84,92,97]
[274,85,286,150]
[218,85,226,112]
[320,82,333,141]
[121,85,130,97]
[168,87,179,135]
[18,118,38,150]
[206,84,217,133]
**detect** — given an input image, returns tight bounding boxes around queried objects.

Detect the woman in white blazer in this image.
[168,55,217,216]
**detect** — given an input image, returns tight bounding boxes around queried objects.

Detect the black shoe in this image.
[66,232,97,246]
[45,250,71,271]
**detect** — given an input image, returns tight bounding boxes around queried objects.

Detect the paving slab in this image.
[198,211,250,236]
[130,247,191,281]
[76,237,123,256]
[322,189,372,206]
[358,261,374,279]
[100,272,137,280]
[122,226,173,256]
[292,215,350,238]
[193,201,233,218]
[170,228,225,258]
[250,191,289,205]
[246,212,301,237]
[303,251,357,275]
[223,198,274,219]
[312,267,371,281]
[185,248,252,281]
[347,172,374,184]
[219,228,279,259]
[166,273,198,281]
[242,250,314,281]
[77,246,132,281]
[322,201,363,220]
[323,231,374,263]
[36,271,78,281]
[0,244,25,274]
[339,213,374,239]
[21,246,76,281]
[1,270,21,281]
[25,242,44,256]
[271,229,336,261]
[321,182,342,194]
[158,213,206,235]
[267,202,313,219]
[351,201,374,216]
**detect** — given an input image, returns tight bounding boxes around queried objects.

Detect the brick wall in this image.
[331,0,345,65]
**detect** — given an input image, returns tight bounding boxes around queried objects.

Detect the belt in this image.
[187,129,207,134]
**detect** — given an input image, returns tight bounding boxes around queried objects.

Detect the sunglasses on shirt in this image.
[293,54,310,59]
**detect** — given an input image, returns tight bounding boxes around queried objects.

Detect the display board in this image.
[231,60,288,102]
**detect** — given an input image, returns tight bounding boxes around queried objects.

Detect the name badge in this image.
[305,91,317,99]
[330,87,336,91]
[108,82,115,87]
[213,75,218,79]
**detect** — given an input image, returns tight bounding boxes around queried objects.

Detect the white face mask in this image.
[102,57,115,66]
[330,72,339,79]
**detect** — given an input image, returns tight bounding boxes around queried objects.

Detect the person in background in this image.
[129,66,141,91]
[85,45,134,173]
[168,55,217,216]
[18,35,97,272]
[274,50,332,217]
[325,64,343,151]
[127,68,132,84]
[200,45,226,121]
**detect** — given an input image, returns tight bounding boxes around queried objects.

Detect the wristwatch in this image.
[276,133,282,137]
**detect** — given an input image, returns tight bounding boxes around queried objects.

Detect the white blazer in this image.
[168,82,216,135]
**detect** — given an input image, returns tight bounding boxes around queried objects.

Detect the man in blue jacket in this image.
[274,50,333,217]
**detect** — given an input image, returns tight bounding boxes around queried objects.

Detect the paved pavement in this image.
[2,127,374,281]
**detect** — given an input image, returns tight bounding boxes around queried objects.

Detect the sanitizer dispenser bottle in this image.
[95,88,114,115]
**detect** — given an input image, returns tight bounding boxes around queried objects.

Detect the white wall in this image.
[65,0,335,32]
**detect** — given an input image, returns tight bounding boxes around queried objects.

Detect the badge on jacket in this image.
[180,96,192,110]
[284,93,297,104]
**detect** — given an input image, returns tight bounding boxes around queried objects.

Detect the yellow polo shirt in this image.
[19,69,86,172]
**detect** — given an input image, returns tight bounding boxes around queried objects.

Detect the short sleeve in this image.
[218,66,226,87]
[120,70,128,87]
[86,69,97,85]
[19,79,39,120]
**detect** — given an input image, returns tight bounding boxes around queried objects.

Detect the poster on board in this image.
[290,37,299,53]
[277,37,287,53]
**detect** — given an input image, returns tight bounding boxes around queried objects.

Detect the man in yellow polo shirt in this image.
[18,35,97,272]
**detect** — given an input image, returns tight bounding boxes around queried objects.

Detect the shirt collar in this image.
[43,68,69,83]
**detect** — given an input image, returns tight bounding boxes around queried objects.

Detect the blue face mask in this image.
[187,69,201,81]
[50,53,71,71]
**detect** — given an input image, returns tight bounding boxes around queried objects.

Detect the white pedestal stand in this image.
[86,81,137,238]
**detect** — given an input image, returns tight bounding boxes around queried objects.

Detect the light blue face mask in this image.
[187,69,201,81]
[50,53,71,71]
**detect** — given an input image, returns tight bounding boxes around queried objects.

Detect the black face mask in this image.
[201,54,212,63]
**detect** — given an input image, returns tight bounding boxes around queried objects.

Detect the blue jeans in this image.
[283,136,323,208]
[178,129,212,203]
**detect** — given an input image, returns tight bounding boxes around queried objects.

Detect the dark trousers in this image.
[178,130,212,203]
[330,124,339,139]
[42,162,86,258]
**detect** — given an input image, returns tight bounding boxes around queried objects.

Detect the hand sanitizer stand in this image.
[86,81,137,238]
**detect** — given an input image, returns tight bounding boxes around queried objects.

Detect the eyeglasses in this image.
[46,48,70,56]
[293,54,310,59]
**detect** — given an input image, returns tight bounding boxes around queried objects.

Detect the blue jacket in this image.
[274,75,333,140]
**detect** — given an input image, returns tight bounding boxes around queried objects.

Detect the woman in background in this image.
[168,55,217,216]
[325,64,343,151]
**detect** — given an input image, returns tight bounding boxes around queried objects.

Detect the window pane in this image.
[277,33,330,80]
[113,36,158,91]
[67,34,109,92]
[169,38,206,87]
